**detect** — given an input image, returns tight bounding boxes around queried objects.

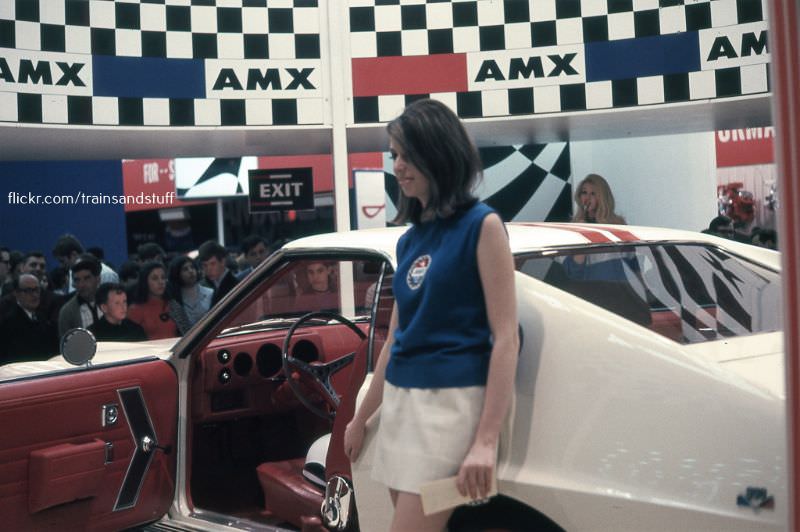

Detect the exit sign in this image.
[248,167,314,212]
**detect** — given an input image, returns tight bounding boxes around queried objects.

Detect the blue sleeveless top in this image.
[386,201,495,389]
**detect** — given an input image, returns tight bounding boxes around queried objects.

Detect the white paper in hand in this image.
[419,475,498,516]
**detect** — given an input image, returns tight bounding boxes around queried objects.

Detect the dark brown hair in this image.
[387,99,481,225]
[132,261,170,304]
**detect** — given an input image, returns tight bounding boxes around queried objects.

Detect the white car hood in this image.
[720,352,785,399]
[685,332,784,398]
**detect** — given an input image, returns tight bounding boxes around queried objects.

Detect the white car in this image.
[0,223,785,531]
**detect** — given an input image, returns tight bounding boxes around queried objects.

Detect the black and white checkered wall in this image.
[350,0,771,123]
[0,0,324,126]
[383,142,572,223]
[0,0,772,128]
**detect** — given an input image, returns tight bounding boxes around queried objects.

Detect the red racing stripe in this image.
[590,225,640,242]
[351,54,468,97]
[520,223,613,243]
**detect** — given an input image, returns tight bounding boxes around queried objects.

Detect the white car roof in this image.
[283,222,780,269]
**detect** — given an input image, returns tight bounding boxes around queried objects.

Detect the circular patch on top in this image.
[406,254,431,290]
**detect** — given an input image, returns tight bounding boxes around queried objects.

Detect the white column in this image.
[324,0,352,232]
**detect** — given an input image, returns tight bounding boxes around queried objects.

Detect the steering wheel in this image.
[282,311,367,420]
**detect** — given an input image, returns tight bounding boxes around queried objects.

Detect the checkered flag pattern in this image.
[1,0,322,126]
[382,142,572,223]
[349,0,766,57]
[1,0,320,59]
[0,0,772,127]
[349,0,770,123]
[480,142,573,222]
[2,93,324,127]
[641,244,772,343]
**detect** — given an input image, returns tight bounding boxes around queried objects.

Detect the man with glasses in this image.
[20,251,66,326]
[0,273,58,364]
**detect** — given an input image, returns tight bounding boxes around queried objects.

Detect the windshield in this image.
[221,257,384,335]
[516,244,782,344]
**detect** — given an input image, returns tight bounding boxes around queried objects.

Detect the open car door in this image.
[0,355,178,530]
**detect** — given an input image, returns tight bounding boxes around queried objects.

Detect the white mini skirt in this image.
[371,381,485,494]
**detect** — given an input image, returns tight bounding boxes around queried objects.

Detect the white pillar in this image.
[325,0,352,232]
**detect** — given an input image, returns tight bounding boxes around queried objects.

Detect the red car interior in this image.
[28,438,108,514]
[187,265,394,529]
[256,458,325,527]
[0,360,178,531]
[187,323,368,527]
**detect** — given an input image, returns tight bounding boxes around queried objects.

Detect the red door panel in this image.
[0,360,178,531]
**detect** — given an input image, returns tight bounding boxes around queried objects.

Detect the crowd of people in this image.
[0,234,273,365]
[702,215,779,249]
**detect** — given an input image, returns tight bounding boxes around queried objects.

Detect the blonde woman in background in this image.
[572,173,626,224]
[565,174,631,279]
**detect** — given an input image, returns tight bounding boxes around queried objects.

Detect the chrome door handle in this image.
[140,435,171,455]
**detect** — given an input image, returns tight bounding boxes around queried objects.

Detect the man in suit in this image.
[58,254,103,337]
[0,274,59,364]
[198,240,238,306]
[21,251,65,324]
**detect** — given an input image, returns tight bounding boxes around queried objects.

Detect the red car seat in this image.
[256,276,393,528]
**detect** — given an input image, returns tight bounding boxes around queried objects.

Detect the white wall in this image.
[570,132,718,232]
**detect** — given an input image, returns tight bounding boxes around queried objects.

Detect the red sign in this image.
[716,128,775,167]
[122,159,213,212]
[352,54,468,97]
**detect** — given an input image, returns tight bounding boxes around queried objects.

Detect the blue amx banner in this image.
[92,55,205,99]
[585,32,701,83]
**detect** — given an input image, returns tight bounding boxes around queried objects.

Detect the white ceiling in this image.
[0,94,772,161]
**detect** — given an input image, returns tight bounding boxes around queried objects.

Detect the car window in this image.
[222,257,384,333]
[516,244,782,344]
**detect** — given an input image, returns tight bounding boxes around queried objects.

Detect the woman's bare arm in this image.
[457,213,519,499]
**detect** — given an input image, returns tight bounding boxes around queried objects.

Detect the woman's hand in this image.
[344,418,366,462]
[456,440,496,500]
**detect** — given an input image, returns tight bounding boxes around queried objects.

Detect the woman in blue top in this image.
[344,99,519,531]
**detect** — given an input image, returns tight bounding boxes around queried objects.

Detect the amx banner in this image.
[350,0,769,123]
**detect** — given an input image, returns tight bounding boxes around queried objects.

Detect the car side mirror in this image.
[61,328,97,366]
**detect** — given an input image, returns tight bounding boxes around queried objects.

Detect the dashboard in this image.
[190,325,365,423]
